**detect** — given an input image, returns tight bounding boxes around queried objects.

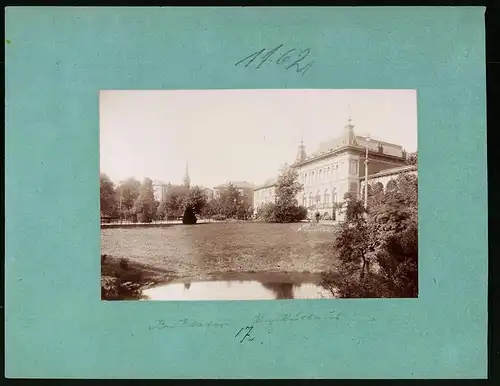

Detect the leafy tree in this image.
[115,177,140,221]
[217,183,243,219]
[156,199,168,221]
[335,199,371,279]
[327,172,418,298]
[367,173,418,297]
[257,166,305,223]
[182,186,207,215]
[406,151,418,166]
[133,178,157,223]
[100,173,117,217]
[163,192,184,220]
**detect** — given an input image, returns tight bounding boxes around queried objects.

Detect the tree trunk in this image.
[360,255,366,282]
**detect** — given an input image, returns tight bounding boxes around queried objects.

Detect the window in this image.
[324,189,330,204]
[332,189,337,204]
[350,160,358,174]
[302,195,307,206]
[311,171,315,183]
[316,191,321,204]
[327,167,331,181]
[308,193,313,207]
[319,169,322,182]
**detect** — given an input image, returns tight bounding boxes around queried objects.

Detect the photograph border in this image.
[5,6,487,378]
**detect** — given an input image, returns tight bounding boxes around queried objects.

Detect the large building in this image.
[254,118,413,220]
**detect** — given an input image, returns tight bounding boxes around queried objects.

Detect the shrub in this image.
[256,202,278,222]
[326,173,418,298]
[255,202,307,223]
[101,274,142,300]
[182,206,198,224]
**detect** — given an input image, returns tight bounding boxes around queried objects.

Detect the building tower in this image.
[295,137,307,163]
[343,116,357,145]
[183,161,191,188]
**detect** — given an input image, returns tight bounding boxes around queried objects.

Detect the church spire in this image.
[295,136,307,163]
[183,161,190,188]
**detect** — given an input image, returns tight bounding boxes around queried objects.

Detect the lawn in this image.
[101,222,338,282]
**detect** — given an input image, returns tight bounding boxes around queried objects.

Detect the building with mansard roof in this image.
[254,117,414,220]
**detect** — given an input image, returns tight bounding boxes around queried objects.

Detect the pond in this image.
[142,272,338,300]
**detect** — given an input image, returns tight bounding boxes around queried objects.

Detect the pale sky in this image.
[100,89,417,188]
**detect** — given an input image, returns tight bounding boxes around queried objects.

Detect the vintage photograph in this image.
[100,89,418,301]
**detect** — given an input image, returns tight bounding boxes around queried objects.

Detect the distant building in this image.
[152,180,169,202]
[213,181,257,206]
[152,161,192,202]
[253,177,277,210]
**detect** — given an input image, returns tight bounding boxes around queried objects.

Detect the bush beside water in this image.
[101,254,146,300]
[322,173,418,298]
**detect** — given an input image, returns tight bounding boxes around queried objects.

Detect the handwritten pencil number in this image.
[235,326,255,343]
[235,45,314,76]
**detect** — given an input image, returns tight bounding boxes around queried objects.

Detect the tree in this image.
[367,173,418,297]
[133,178,157,223]
[217,183,243,219]
[335,199,371,279]
[156,199,168,221]
[160,186,189,220]
[406,151,418,166]
[100,173,117,217]
[327,172,418,298]
[115,177,140,221]
[182,186,207,215]
[266,166,305,223]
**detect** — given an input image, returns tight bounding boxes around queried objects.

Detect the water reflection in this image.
[261,282,294,299]
[143,274,336,301]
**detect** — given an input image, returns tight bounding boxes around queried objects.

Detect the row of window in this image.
[255,188,275,198]
[302,189,338,207]
[300,160,359,185]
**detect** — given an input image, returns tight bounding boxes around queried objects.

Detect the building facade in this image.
[152,181,169,202]
[253,178,277,210]
[254,118,412,220]
[291,118,408,220]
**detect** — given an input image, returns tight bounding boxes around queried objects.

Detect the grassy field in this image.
[101,222,338,282]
